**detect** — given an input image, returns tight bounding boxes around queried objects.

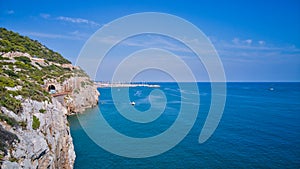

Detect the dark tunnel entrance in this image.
[48,85,56,94]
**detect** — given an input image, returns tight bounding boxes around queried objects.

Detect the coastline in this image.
[94,82,160,88]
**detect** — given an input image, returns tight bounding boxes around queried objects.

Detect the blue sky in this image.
[1,0,299,81]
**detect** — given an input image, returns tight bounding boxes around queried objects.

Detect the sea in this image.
[68,82,300,168]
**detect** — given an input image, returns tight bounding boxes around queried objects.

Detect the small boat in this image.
[130,101,136,106]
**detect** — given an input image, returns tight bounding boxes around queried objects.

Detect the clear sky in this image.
[1,0,299,82]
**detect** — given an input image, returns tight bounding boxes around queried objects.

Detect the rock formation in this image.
[0,28,99,168]
[64,77,99,113]
[1,99,75,169]
[44,76,100,114]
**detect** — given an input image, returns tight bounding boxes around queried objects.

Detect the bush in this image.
[32,115,40,130]
[81,81,86,88]
[0,55,9,60]
[3,69,18,78]
[14,56,31,64]
[15,61,32,70]
[39,109,46,113]
[0,76,16,87]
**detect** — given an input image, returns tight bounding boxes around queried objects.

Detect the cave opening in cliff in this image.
[48,85,56,94]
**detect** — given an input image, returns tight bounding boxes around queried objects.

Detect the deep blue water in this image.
[68,83,300,168]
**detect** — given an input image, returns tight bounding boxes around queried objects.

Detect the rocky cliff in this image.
[1,99,75,169]
[64,77,99,113]
[45,75,99,114]
[0,28,99,168]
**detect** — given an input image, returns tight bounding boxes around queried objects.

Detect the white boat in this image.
[130,101,136,106]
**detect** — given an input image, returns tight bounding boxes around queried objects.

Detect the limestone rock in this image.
[1,161,20,169]
[0,98,76,169]
[63,77,100,114]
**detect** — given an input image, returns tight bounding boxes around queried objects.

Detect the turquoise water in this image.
[68,83,300,168]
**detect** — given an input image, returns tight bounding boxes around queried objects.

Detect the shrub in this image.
[81,81,86,88]
[14,61,32,70]
[0,76,16,87]
[3,69,18,78]
[32,115,40,130]
[39,109,46,113]
[0,55,9,60]
[14,56,31,64]
[74,89,79,94]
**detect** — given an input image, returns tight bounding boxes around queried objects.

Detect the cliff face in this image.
[65,77,99,113]
[0,28,99,168]
[46,76,100,114]
[1,99,75,169]
[0,76,99,168]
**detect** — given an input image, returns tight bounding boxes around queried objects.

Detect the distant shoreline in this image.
[94,82,160,88]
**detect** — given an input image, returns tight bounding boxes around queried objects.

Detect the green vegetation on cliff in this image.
[0,59,53,113]
[0,28,90,115]
[32,115,40,130]
[0,28,70,64]
[0,28,77,114]
[0,28,86,164]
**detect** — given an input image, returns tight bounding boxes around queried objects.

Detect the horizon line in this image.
[93,81,300,83]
